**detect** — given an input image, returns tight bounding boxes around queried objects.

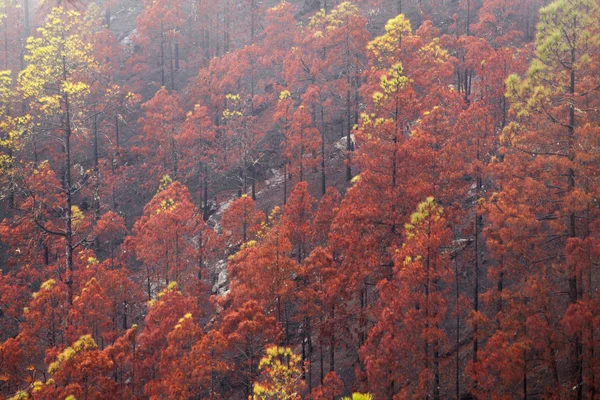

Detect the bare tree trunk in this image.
[23,0,30,37]
[160,23,165,87]
[93,114,100,221]
[105,3,111,29]
[203,165,209,221]
[321,106,326,196]
[169,43,175,91]
[330,305,335,373]
[455,256,460,399]
[567,45,582,400]
[283,162,288,205]
[174,42,179,70]
[62,56,75,306]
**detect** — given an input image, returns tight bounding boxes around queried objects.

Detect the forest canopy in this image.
[1,0,600,399]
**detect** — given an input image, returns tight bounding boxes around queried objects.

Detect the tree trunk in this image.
[93,114,100,221]
[320,338,324,384]
[113,114,120,161]
[203,165,210,221]
[170,135,178,179]
[62,56,75,306]
[568,44,582,400]
[455,256,460,400]
[105,4,111,29]
[23,0,30,37]
[198,229,203,281]
[250,0,256,45]
[174,42,179,70]
[160,23,165,87]
[321,106,326,196]
[283,162,288,205]
[330,305,335,373]
[169,43,175,91]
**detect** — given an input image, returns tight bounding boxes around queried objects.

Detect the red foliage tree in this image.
[362,198,453,399]
[220,300,282,397]
[221,195,265,249]
[131,180,202,296]
[137,88,185,184]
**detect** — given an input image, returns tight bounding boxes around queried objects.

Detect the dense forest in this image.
[0,0,599,398]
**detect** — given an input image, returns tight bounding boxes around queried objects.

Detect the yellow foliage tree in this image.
[341,394,373,400]
[18,7,99,304]
[252,346,304,400]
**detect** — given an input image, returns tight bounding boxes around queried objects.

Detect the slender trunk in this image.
[277,295,282,326]
[174,230,180,283]
[302,333,306,381]
[122,301,127,330]
[203,165,209,221]
[169,42,175,91]
[198,229,203,280]
[93,114,100,221]
[587,206,595,399]
[132,328,137,397]
[5,88,14,208]
[359,287,367,346]
[523,354,527,400]
[300,129,304,183]
[216,9,220,57]
[174,42,179,70]
[345,28,353,183]
[455,255,460,399]
[330,305,335,373]
[170,135,178,179]
[319,338,324,384]
[464,69,470,103]
[115,114,120,149]
[321,106,326,196]
[497,267,504,326]
[23,0,30,37]
[62,56,74,306]
[146,266,151,300]
[466,0,471,36]
[283,162,288,205]
[285,301,290,343]
[3,3,8,69]
[434,348,440,400]
[250,0,256,45]
[251,166,256,201]
[473,188,480,368]
[105,4,111,29]
[345,89,352,183]
[160,23,165,87]
[165,247,169,287]
[308,322,313,392]
[242,198,248,243]
[568,41,582,400]
[224,0,230,53]
[425,218,431,399]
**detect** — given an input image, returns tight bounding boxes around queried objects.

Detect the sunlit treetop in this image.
[309,1,360,31]
[367,14,412,63]
[341,394,374,400]
[47,334,98,374]
[404,197,443,236]
[535,0,599,70]
[19,7,97,121]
